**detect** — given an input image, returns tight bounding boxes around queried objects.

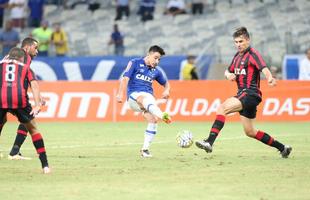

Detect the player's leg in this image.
[127,93,161,157]
[140,112,158,158]
[0,110,8,158]
[135,93,171,124]
[240,116,292,158]
[196,97,242,152]
[23,119,50,173]
[8,124,29,158]
[0,115,7,136]
[13,106,50,173]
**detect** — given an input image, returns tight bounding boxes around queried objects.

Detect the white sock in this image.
[142,98,163,119]
[142,123,158,150]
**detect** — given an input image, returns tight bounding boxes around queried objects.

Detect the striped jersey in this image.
[227,47,267,96]
[123,57,167,97]
[0,59,36,108]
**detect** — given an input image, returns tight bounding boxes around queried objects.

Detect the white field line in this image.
[16,134,301,150]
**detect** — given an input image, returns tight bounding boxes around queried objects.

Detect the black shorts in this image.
[0,104,34,124]
[235,91,262,119]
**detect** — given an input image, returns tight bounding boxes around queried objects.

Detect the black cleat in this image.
[195,140,213,153]
[280,145,292,158]
[140,149,152,158]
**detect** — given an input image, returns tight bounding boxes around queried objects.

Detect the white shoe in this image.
[140,149,152,158]
[42,166,51,174]
[8,154,32,160]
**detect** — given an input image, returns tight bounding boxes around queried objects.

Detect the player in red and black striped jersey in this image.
[0,47,50,174]
[0,54,35,108]
[0,37,42,160]
[196,27,292,158]
[8,37,42,159]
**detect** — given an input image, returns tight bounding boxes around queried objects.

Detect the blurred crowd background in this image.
[0,0,309,80]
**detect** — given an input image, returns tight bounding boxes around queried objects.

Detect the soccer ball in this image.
[176,130,193,148]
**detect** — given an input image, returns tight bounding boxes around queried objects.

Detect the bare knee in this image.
[23,120,39,135]
[217,104,228,115]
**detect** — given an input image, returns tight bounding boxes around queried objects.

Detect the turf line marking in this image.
[18,134,298,150]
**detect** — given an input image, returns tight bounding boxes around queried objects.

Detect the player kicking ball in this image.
[116,45,171,158]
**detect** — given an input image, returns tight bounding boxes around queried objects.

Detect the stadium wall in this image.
[31,56,212,80]
[8,81,310,122]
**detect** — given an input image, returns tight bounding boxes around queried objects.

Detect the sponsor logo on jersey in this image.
[234,68,246,75]
[136,74,153,83]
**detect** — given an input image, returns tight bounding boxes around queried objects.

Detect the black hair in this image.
[21,37,38,48]
[148,45,165,56]
[233,27,250,39]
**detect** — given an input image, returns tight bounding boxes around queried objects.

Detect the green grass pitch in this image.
[0,121,309,200]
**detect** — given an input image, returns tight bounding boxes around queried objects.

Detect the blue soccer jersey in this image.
[123,57,167,97]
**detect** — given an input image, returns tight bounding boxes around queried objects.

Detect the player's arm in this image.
[29,80,42,116]
[116,76,129,103]
[117,61,134,103]
[262,67,276,86]
[162,81,170,99]
[225,55,237,81]
[28,69,46,105]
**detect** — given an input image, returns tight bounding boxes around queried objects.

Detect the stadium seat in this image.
[40,0,309,68]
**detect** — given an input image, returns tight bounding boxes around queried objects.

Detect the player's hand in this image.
[30,105,41,116]
[162,91,170,99]
[226,73,236,81]
[116,94,123,103]
[40,97,46,106]
[268,77,277,87]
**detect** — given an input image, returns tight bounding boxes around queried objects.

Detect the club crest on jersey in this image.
[136,74,153,83]
[139,69,145,73]
[234,68,246,75]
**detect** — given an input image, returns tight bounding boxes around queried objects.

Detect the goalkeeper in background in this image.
[116,45,171,158]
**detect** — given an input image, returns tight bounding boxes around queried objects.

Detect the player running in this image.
[195,27,292,158]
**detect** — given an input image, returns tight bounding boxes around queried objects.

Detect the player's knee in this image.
[217,104,227,115]
[23,121,38,134]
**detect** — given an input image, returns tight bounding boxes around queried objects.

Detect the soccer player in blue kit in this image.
[116,45,171,158]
